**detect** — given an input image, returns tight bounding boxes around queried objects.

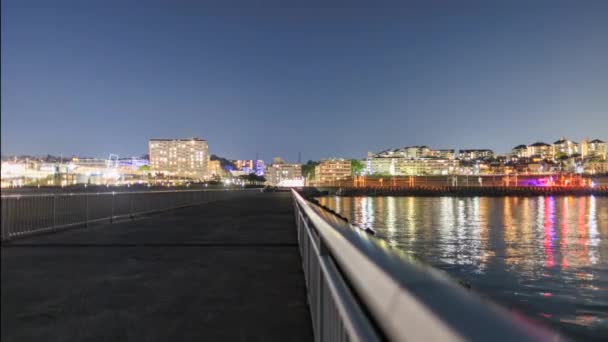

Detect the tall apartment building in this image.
[266,163,302,185]
[527,142,552,160]
[511,144,528,158]
[590,139,607,159]
[314,159,352,184]
[149,138,209,180]
[552,137,579,157]
[582,139,607,160]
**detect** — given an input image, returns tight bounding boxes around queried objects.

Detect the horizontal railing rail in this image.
[1,189,258,241]
[292,189,563,342]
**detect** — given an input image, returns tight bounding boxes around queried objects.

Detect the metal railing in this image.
[292,189,563,342]
[1,189,256,241]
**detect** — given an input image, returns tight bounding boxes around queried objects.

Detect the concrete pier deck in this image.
[1,192,313,341]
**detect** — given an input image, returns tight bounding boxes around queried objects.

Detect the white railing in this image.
[1,189,256,241]
[292,189,563,342]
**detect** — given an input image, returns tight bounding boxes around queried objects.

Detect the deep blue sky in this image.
[2,0,607,162]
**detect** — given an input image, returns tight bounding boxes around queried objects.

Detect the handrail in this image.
[292,189,564,342]
[1,189,257,241]
[0,187,258,198]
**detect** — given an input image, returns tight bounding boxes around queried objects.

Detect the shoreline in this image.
[317,186,608,197]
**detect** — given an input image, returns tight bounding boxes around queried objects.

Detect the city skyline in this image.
[1,134,606,163]
[2,0,608,160]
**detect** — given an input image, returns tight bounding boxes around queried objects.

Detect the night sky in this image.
[2,0,607,162]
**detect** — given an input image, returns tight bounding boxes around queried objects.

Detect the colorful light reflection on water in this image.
[317,195,608,341]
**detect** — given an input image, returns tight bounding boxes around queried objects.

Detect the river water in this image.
[317,195,608,341]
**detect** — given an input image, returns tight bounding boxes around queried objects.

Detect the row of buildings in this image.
[148,138,304,186]
[1,155,150,187]
[362,137,607,178]
[3,136,606,188]
[511,138,607,160]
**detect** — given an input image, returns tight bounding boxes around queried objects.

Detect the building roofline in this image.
[149,138,207,142]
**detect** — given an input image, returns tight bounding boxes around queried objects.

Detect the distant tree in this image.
[139,165,151,173]
[302,160,319,179]
[554,153,571,172]
[351,159,365,175]
[210,154,237,170]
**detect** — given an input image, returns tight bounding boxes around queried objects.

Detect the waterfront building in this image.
[426,149,456,160]
[458,149,494,161]
[367,154,459,176]
[233,160,254,171]
[552,137,579,158]
[208,160,225,178]
[232,159,265,176]
[370,146,456,160]
[149,137,209,180]
[526,142,552,160]
[266,162,302,186]
[511,145,528,158]
[581,139,589,158]
[118,158,149,169]
[314,159,352,184]
[254,160,266,176]
[373,146,420,159]
[586,139,607,160]
[584,161,608,174]
[229,170,249,177]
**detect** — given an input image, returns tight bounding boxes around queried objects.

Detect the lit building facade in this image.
[584,139,607,160]
[511,144,528,158]
[208,160,225,178]
[526,142,552,160]
[367,156,459,176]
[314,159,351,184]
[371,146,457,160]
[372,146,430,159]
[149,138,209,180]
[552,137,579,157]
[458,149,494,160]
[584,161,608,174]
[426,149,456,160]
[266,163,302,185]
[232,159,265,176]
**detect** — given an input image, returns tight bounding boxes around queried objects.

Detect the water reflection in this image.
[317,196,608,340]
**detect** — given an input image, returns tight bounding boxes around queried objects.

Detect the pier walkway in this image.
[1,192,313,341]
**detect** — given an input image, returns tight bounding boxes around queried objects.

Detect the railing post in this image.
[318,235,329,256]
[130,193,134,219]
[52,195,57,229]
[85,195,89,227]
[110,192,115,223]
[1,198,8,241]
[313,219,327,340]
